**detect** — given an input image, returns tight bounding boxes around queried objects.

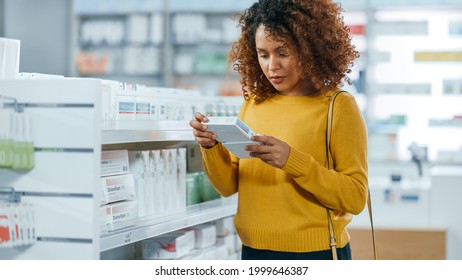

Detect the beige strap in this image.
[325,91,378,260]
[327,209,338,260]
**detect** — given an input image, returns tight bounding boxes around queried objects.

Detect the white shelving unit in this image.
[0,78,237,259]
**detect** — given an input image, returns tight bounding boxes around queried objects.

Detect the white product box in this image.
[149,149,163,216]
[158,102,168,121]
[215,216,234,237]
[217,235,236,258]
[168,149,179,212]
[0,38,20,80]
[177,148,187,212]
[160,149,172,214]
[176,228,195,252]
[148,98,159,121]
[128,150,151,218]
[116,94,136,120]
[101,150,129,177]
[135,96,152,120]
[100,200,138,232]
[192,223,217,249]
[100,174,136,205]
[141,232,191,259]
[203,117,261,158]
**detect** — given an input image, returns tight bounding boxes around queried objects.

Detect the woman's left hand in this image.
[245,135,291,168]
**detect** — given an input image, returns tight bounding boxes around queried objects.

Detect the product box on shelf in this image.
[214,216,235,237]
[134,96,152,120]
[176,228,195,252]
[167,149,178,212]
[148,149,163,217]
[128,150,151,218]
[101,150,130,177]
[100,200,138,232]
[217,234,236,259]
[116,94,136,120]
[100,173,136,205]
[176,147,187,210]
[141,231,191,260]
[191,223,217,249]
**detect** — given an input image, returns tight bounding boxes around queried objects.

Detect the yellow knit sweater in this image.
[201,90,368,253]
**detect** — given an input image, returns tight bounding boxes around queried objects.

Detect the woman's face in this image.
[255,24,313,96]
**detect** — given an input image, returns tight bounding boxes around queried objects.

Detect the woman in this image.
[189,0,367,260]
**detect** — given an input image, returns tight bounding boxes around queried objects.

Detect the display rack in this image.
[0,79,238,259]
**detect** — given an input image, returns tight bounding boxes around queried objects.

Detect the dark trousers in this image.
[241,243,352,260]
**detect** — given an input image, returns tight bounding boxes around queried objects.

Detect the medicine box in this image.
[101,150,130,177]
[141,232,191,259]
[100,200,138,232]
[100,174,136,205]
[215,216,235,237]
[191,223,217,249]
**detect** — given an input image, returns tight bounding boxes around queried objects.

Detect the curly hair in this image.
[228,0,359,103]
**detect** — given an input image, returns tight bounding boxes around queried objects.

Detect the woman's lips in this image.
[270,76,284,84]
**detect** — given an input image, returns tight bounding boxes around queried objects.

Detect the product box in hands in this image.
[203,116,262,158]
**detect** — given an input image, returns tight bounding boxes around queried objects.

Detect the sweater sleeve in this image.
[200,142,239,197]
[282,94,368,215]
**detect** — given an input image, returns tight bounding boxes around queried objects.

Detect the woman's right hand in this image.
[189,112,218,149]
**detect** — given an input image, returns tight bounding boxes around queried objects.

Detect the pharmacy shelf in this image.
[102,120,194,144]
[100,196,237,251]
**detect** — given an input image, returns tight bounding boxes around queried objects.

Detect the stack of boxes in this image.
[139,216,242,260]
[128,147,187,220]
[100,150,138,232]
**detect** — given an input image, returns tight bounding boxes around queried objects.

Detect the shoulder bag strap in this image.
[325,90,378,260]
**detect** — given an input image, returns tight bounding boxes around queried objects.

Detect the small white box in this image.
[141,232,191,259]
[176,228,195,252]
[100,174,136,205]
[192,223,217,249]
[101,150,129,177]
[100,200,138,232]
[217,234,236,258]
[149,149,163,216]
[177,148,187,211]
[116,94,136,120]
[215,216,234,237]
[128,150,151,218]
[0,38,20,80]
[135,96,152,120]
